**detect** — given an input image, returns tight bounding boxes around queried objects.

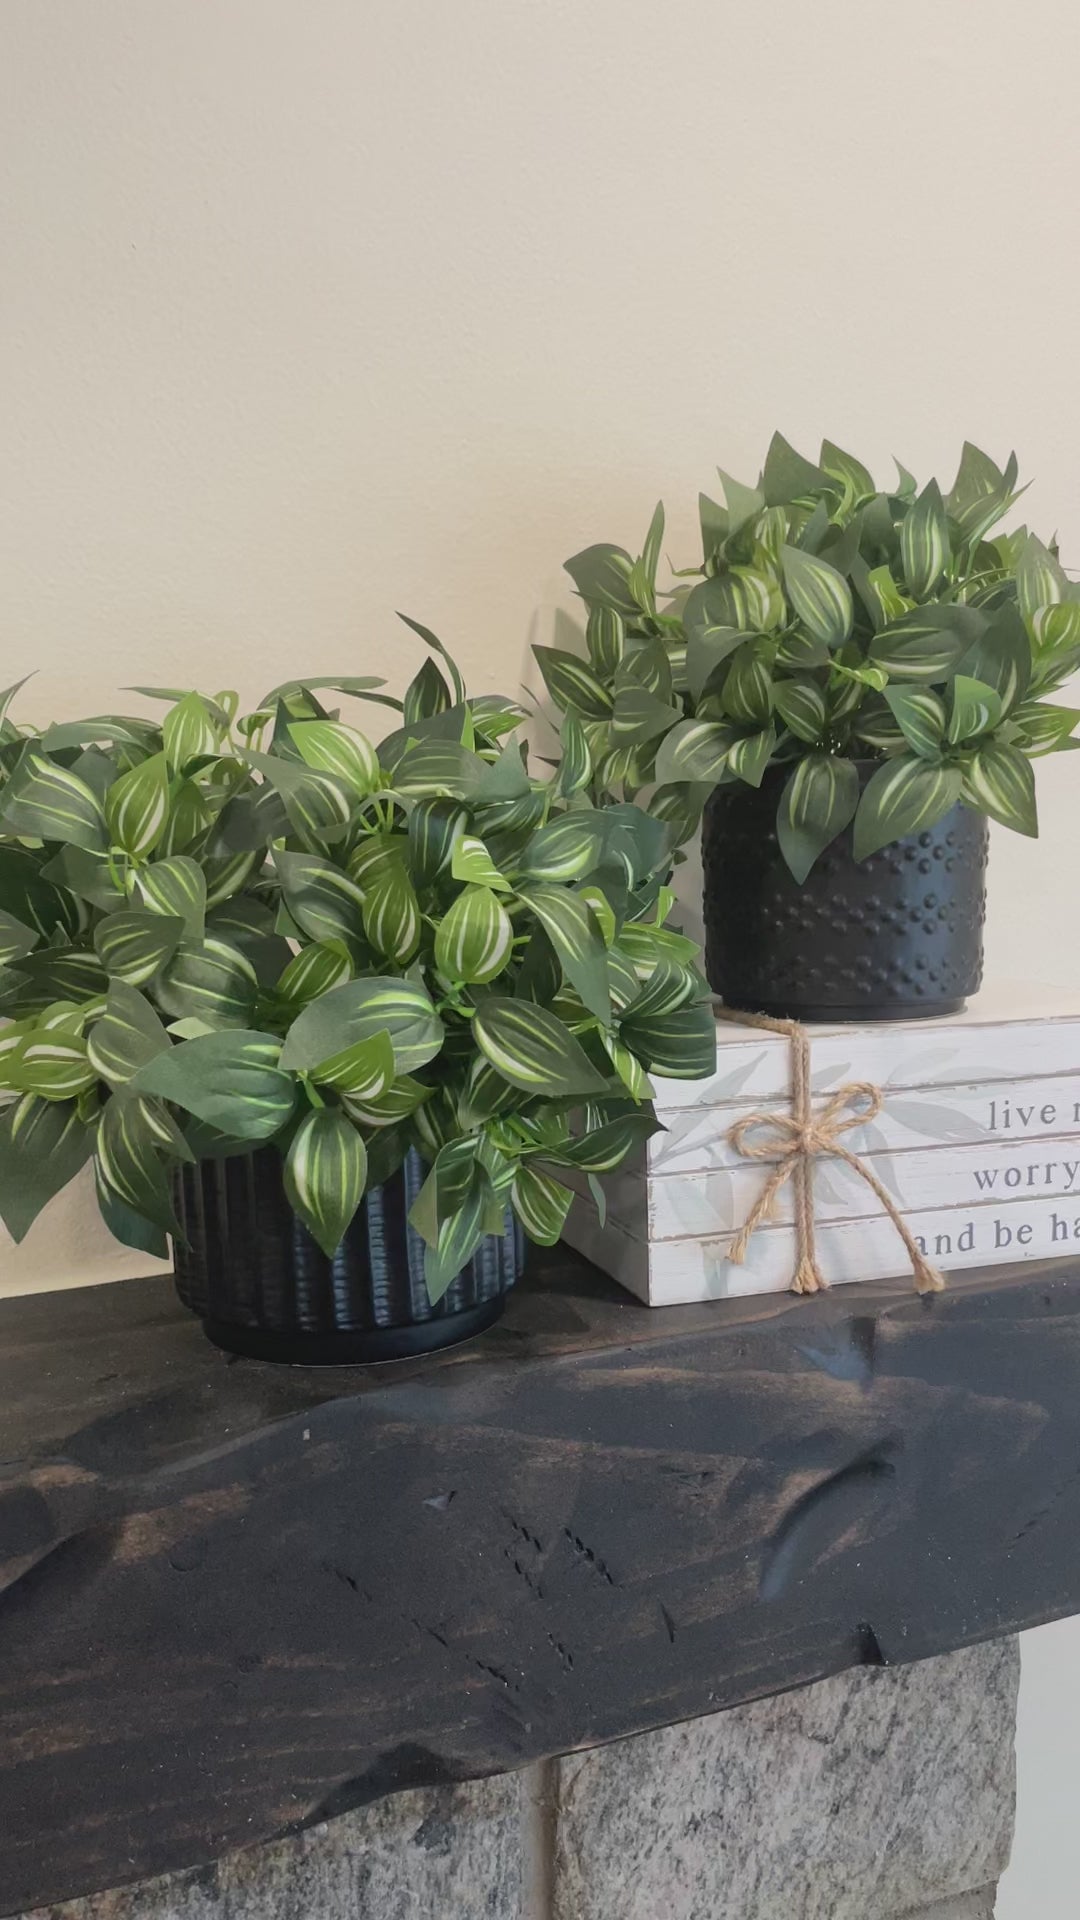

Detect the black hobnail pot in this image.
[701,762,989,1022]
[173,1148,522,1365]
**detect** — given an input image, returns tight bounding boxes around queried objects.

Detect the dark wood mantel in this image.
[2,1250,1080,1915]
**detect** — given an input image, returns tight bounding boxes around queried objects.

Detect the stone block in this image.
[899,1892,997,1920]
[551,1641,1019,1920]
[27,1776,524,1920]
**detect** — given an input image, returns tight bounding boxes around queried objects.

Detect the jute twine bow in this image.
[716,1008,945,1297]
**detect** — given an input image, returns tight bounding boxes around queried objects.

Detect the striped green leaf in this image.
[40,844,122,913]
[683,587,748,696]
[0,1094,93,1243]
[422,1175,491,1303]
[586,605,626,677]
[406,797,467,884]
[5,947,106,1013]
[622,956,701,1021]
[563,543,638,618]
[519,885,610,1023]
[518,814,605,883]
[450,832,512,892]
[781,545,853,648]
[473,997,608,1097]
[600,1032,652,1099]
[288,719,381,796]
[762,432,827,507]
[945,442,1018,548]
[956,606,1030,714]
[395,612,466,705]
[554,709,592,799]
[247,749,354,846]
[361,866,421,964]
[869,604,985,681]
[820,440,875,502]
[391,739,488,799]
[1010,701,1080,756]
[279,976,444,1076]
[95,1092,181,1238]
[947,676,1002,745]
[8,1030,97,1100]
[435,884,514,985]
[0,848,80,940]
[342,1072,432,1129]
[534,646,615,720]
[163,693,219,771]
[511,1163,574,1245]
[0,909,37,968]
[550,1111,662,1173]
[618,1001,717,1079]
[94,1171,169,1259]
[853,756,963,861]
[615,920,700,975]
[87,982,171,1086]
[726,726,776,789]
[133,855,207,939]
[900,480,950,597]
[963,743,1037,837]
[283,1108,367,1258]
[0,753,107,851]
[773,678,827,744]
[106,752,171,859]
[611,681,682,747]
[154,935,258,1028]
[133,1028,296,1140]
[275,851,367,946]
[95,910,185,987]
[653,719,734,784]
[275,939,353,1006]
[884,687,947,759]
[307,1029,394,1098]
[403,657,453,725]
[776,755,861,883]
[1016,534,1067,642]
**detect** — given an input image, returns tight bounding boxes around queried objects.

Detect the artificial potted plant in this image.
[0,634,715,1362]
[542,437,1079,1020]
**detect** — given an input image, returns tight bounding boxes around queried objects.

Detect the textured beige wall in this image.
[1,0,1078,1289]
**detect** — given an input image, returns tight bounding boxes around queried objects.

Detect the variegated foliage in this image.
[551,438,1079,882]
[0,635,715,1296]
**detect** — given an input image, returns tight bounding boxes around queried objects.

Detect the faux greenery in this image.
[543,436,1079,881]
[0,634,715,1296]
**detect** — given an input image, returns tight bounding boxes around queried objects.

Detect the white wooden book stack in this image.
[561,983,1080,1305]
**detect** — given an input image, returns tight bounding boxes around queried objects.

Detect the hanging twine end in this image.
[914,1258,946,1296]
[791,1252,827,1295]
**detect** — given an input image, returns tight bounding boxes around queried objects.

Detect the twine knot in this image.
[717,1009,946,1298]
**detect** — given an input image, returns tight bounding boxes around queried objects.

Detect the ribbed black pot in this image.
[701,762,989,1022]
[173,1148,522,1365]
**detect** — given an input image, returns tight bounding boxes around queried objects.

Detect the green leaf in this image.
[275,939,353,1007]
[450,832,513,892]
[945,442,1019,548]
[95,1170,170,1259]
[781,546,853,648]
[947,676,1003,745]
[0,753,107,851]
[776,755,861,883]
[533,646,614,719]
[258,672,395,709]
[433,884,513,985]
[611,681,682,746]
[820,441,875,501]
[163,693,219,771]
[563,543,638,617]
[1016,534,1067,643]
[518,814,605,883]
[511,1163,574,1245]
[853,756,963,861]
[154,935,258,1029]
[883,687,947,759]
[133,1029,296,1140]
[550,1111,662,1173]
[241,749,353,845]
[653,719,734,784]
[362,866,421,964]
[95,910,186,987]
[473,996,608,1097]
[87,982,171,1086]
[288,719,381,796]
[726,726,776,788]
[1010,701,1080,756]
[963,743,1038,837]
[869,604,985,681]
[283,1108,367,1258]
[342,1072,431,1129]
[403,657,453,726]
[554,709,592,799]
[395,612,466,706]
[622,955,700,1020]
[717,468,764,536]
[519,885,610,1023]
[956,605,1030,714]
[0,1095,92,1242]
[5,947,106,1012]
[422,1176,491,1303]
[0,908,37,968]
[40,844,122,913]
[618,1001,717,1078]
[773,678,827,744]
[95,1092,181,1239]
[0,674,34,729]
[274,851,367,945]
[106,752,171,859]
[899,479,950,597]
[279,976,444,1076]
[391,738,488,799]
[7,1029,97,1100]
[310,1029,395,1097]
[133,855,207,939]
[585,604,626,678]
[407,797,467,884]
[761,432,827,507]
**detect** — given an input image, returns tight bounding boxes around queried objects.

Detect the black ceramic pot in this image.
[173,1147,522,1365]
[701,762,989,1022]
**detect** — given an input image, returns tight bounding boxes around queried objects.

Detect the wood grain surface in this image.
[1,1249,1079,1914]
